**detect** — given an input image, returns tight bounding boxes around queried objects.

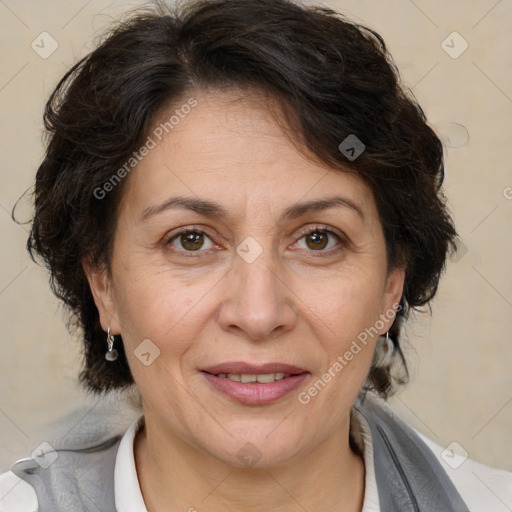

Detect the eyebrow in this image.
[139,195,365,223]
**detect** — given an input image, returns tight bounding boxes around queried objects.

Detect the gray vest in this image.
[11,393,470,511]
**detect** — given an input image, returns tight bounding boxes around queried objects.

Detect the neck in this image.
[134,412,365,512]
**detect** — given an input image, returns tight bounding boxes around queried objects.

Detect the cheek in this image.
[292,266,384,390]
[111,263,216,362]
[294,274,381,415]
[296,263,385,335]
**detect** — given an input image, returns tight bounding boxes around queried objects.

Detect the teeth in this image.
[241,374,257,383]
[256,373,275,383]
[218,373,291,383]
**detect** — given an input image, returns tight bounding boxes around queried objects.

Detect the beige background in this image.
[0,0,511,477]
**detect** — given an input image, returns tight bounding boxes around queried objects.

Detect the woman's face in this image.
[87,88,404,467]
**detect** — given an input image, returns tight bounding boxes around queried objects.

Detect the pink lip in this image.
[201,361,307,375]
[201,363,309,405]
[202,373,309,405]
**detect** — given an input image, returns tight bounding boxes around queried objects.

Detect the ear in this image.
[380,266,406,333]
[82,257,121,335]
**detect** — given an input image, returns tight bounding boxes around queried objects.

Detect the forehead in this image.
[119,88,376,221]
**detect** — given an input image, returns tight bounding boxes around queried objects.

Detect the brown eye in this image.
[167,230,214,252]
[305,231,329,250]
[295,228,343,253]
[180,232,204,251]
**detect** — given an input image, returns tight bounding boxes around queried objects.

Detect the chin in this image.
[196,422,309,469]
[212,441,301,470]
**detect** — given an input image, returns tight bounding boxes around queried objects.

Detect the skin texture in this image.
[85,88,405,512]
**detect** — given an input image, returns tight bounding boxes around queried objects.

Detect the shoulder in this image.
[0,390,143,511]
[416,430,512,512]
[0,469,38,512]
[355,392,512,512]
[0,435,122,512]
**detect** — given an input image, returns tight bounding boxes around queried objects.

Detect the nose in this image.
[216,241,298,342]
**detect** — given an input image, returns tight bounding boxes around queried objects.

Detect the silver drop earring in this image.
[105,326,119,362]
[373,332,394,368]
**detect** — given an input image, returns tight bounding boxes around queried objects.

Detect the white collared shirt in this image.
[1,409,511,511]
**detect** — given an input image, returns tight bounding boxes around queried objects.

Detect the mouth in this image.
[200,362,309,404]
[204,372,295,383]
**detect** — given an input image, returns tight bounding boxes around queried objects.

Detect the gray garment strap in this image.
[354,392,470,512]
[11,435,120,512]
[11,394,470,511]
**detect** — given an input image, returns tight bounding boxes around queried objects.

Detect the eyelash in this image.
[164,224,347,258]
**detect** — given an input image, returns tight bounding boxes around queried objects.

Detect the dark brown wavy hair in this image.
[24,0,458,395]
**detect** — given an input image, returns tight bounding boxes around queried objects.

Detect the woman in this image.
[0,0,510,510]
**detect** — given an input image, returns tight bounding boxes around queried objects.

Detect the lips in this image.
[201,362,308,375]
[200,361,309,405]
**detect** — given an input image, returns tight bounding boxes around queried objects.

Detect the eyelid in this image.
[294,223,345,239]
[164,224,219,240]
